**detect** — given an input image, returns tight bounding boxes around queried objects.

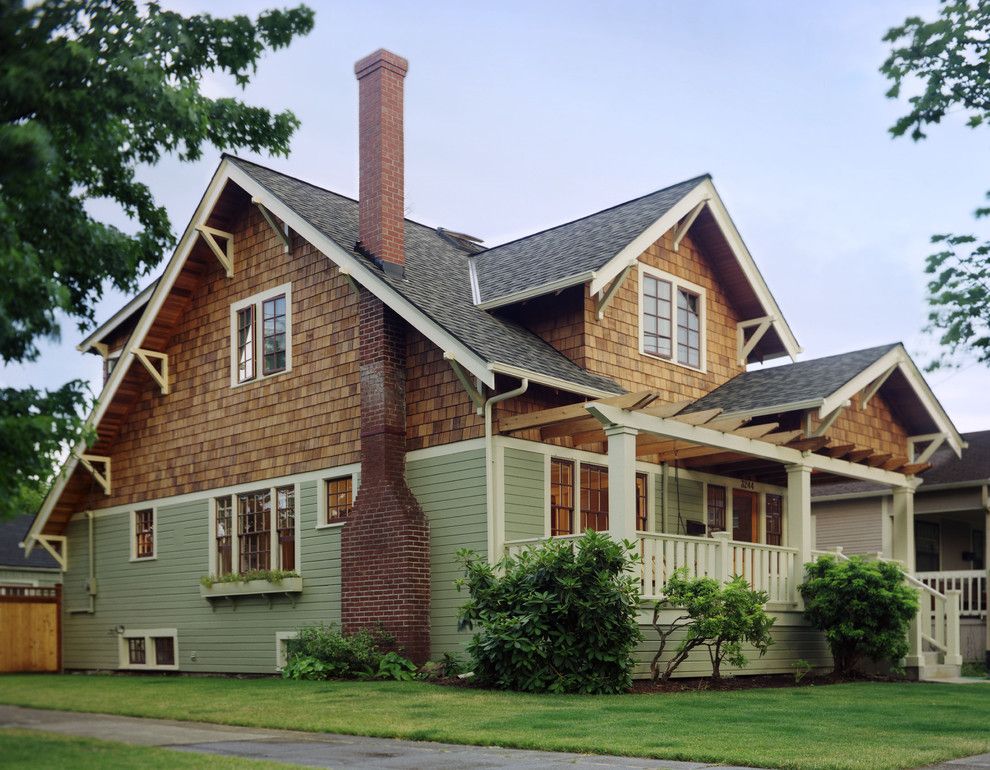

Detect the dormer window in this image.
[639,265,706,371]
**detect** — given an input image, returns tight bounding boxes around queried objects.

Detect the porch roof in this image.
[496,391,926,488]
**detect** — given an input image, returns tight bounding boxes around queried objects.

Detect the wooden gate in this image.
[0,584,61,672]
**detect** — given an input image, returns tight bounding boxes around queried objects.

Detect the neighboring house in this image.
[24,49,967,679]
[0,514,61,587]
[813,431,989,664]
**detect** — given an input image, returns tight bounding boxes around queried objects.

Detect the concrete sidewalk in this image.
[1,704,987,770]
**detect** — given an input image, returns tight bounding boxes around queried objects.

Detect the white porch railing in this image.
[504,532,801,605]
[916,570,987,619]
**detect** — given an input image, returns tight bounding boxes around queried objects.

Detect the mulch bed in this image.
[630,671,899,693]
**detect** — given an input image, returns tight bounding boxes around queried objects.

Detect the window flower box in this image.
[199,576,303,608]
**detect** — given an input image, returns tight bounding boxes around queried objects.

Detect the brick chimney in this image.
[341,49,431,663]
[355,48,408,276]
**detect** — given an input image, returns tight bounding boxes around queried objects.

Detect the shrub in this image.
[799,556,919,676]
[456,530,642,694]
[418,652,467,681]
[651,569,775,682]
[282,623,415,681]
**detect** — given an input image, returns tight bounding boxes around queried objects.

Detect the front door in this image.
[732,490,758,543]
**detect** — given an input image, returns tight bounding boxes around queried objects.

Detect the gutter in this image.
[484,378,529,563]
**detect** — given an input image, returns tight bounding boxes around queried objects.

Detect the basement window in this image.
[119,629,178,671]
[639,264,707,371]
[230,283,292,387]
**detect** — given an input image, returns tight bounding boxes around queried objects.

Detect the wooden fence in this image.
[0,584,61,673]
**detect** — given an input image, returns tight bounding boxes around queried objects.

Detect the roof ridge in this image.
[224,154,472,241]
[474,174,712,257]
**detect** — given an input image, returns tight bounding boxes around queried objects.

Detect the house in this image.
[24,48,967,679]
[1,514,61,587]
[813,430,988,665]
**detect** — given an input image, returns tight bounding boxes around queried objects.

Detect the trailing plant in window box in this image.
[456,530,642,694]
[199,569,299,588]
[800,555,918,676]
[651,568,775,682]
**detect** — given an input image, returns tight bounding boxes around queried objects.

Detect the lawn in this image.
[0,728,304,770]
[1,675,988,770]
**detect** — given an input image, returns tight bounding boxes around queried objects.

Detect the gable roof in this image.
[228,157,622,396]
[473,176,708,304]
[688,343,965,457]
[688,344,899,415]
[1,514,59,571]
[471,175,801,363]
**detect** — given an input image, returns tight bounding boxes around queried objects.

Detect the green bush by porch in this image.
[1,675,988,770]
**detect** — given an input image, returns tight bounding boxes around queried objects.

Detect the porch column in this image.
[605,424,639,544]
[985,498,989,668]
[785,464,813,567]
[891,486,916,572]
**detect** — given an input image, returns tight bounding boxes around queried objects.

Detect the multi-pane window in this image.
[915,521,940,572]
[550,459,575,536]
[707,485,726,533]
[127,637,146,665]
[642,275,673,358]
[134,509,155,559]
[231,284,291,386]
[635,472,649,531]
[215,496,233,575]
[238,490,272,572]
[262,294,287,375]
[276,486,295,571]
[154,636,175,667]
[580,463,609,532]
[236,306,255,382]
[765,494,783,546]
[326,477,353,523]
[676,289,701,368]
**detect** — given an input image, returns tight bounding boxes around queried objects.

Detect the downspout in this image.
[69,511,96,615]
[485,378,529,563]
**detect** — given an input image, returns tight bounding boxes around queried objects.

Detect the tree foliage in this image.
[650,569,774,682]
[456,531,643,694]
[881,1,990,368]
[799,556,918,676]
[0,1,314,518]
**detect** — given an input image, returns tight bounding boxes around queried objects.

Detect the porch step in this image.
[920,662,962,681]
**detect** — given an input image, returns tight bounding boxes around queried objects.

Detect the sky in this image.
[3,0,989,431]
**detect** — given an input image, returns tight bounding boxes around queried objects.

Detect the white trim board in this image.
[77,281,157,354]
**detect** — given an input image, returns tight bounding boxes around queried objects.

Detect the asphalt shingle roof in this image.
[230,157,623,395]
[472,176,709,305]
[686,344,900,415]
[0,514,59,570]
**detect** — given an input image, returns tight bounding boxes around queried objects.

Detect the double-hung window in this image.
[325,476,354,524]
[548,457,652,536]
[640,265,706,371]
[131,508,156,560]
[211,484,298,576]
[230,284,292,386]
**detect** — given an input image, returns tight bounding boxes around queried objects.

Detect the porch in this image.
[494,391,963,676]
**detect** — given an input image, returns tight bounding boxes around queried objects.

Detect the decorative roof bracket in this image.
[133,348,169,395]
[596,263,633,320]
[78,454,111,496]
[252,197,291,252]
[196,225,234,277]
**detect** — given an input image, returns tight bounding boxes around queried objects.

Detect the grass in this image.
[1,675,989,770]
[0,728,305,770]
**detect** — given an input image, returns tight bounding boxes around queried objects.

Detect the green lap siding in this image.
[407,448,487,659]
[503,448,545,541]
[664,474,703,534]
[61,480,341,674]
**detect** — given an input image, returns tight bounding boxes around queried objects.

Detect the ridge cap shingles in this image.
[686,343,901,415]
[229,157,623,396]
[472,175,710,305]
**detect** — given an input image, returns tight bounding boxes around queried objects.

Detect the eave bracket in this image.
[33,535,68,571]
[737,316,773,365]
[445,353,485,413]
[252,197,291,253]
[134,348,169,395]
[673,200,708,252]
[78,454,111,496]
[196,225,234,277]
[596,264,633,320]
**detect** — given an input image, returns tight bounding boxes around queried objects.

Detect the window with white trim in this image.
[118,628,178,670]
[325,476,354,524]
[130,508,156,561]
[211,484,299,575]
[640,265,706,370]
[230,283,292,386]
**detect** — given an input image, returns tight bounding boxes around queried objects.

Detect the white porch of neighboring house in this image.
[494,392,963,678]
